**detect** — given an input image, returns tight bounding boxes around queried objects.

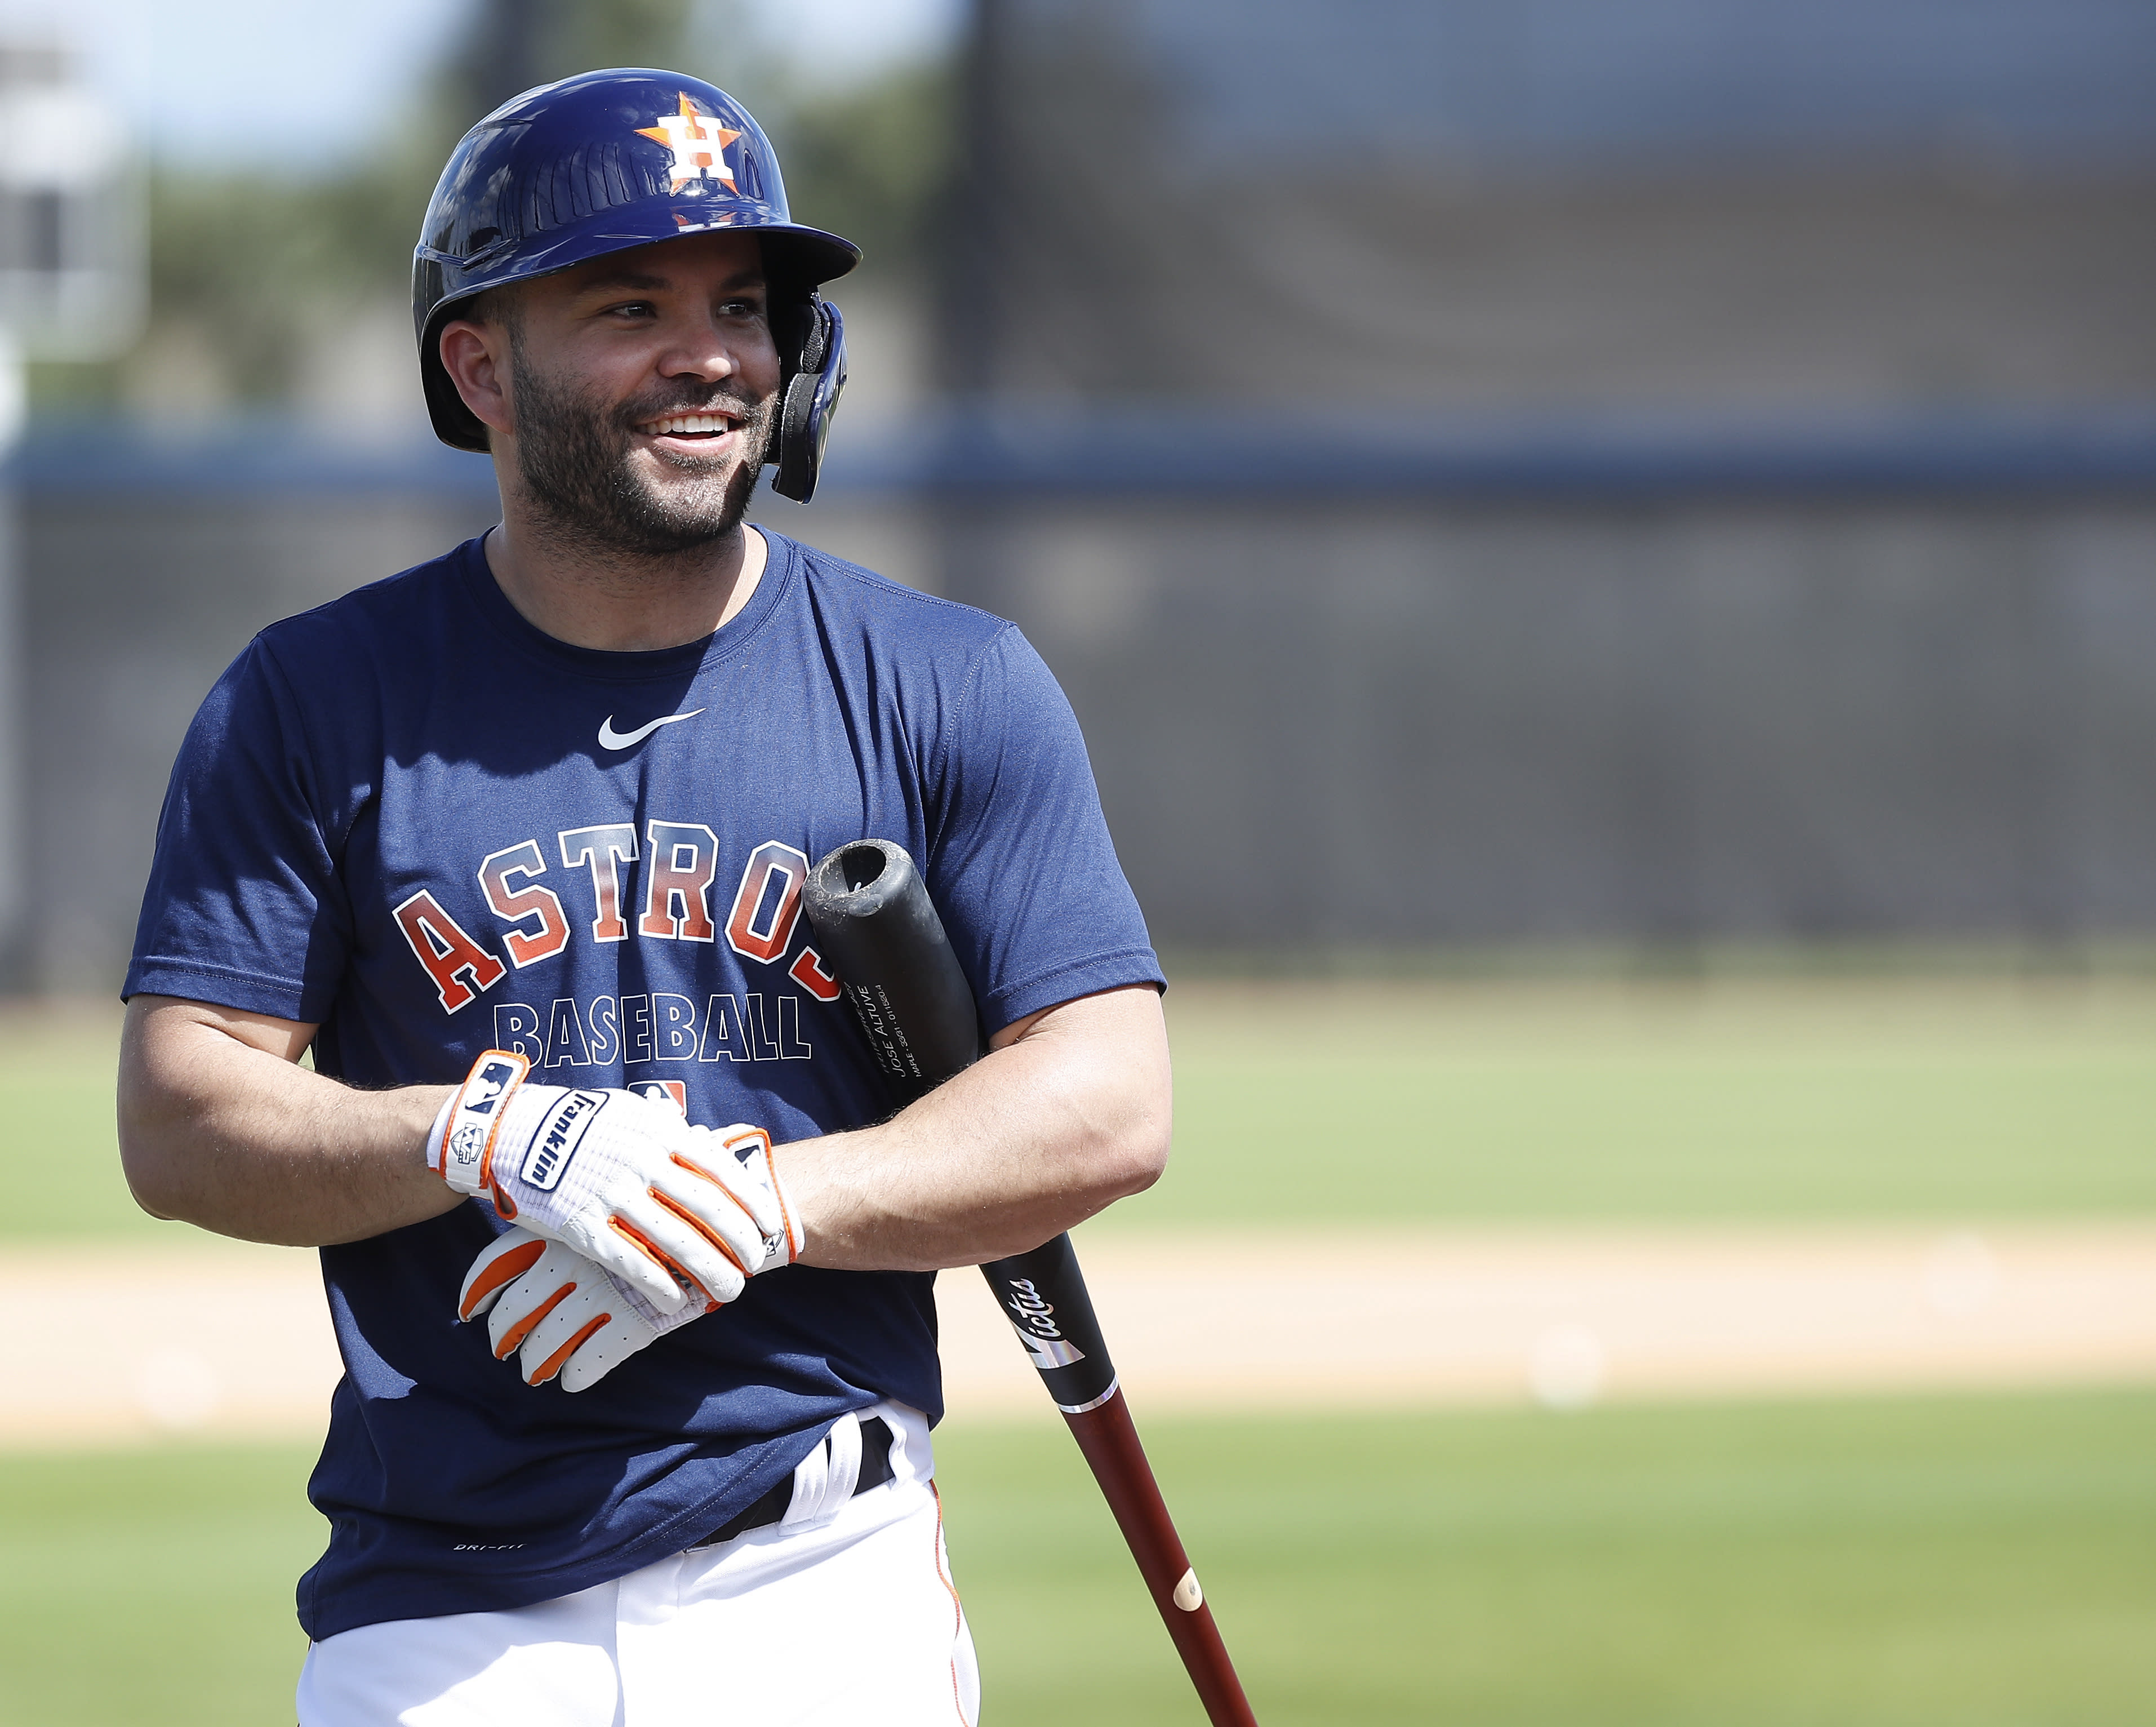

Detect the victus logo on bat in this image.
[519,1090,606,1190]
[1001,1276,1087,1369]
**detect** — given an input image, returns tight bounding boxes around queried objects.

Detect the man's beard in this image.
[508,344,776,559]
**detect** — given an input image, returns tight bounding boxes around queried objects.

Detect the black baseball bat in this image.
[801,838,1259,1727]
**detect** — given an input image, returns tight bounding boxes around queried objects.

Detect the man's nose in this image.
[656,313,738,379]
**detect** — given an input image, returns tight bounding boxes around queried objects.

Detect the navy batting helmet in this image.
[413,69,860,502]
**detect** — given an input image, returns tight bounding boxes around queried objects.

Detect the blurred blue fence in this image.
[18,406,2156,984]
[25,406,2156,501]
[15,0,2156,987]
[1137,0,2156,168]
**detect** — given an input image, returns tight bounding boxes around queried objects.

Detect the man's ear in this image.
[438,321,514,442]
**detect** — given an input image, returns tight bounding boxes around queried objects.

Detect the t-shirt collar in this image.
[455,525,795,683]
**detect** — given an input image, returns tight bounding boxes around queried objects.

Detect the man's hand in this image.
[457,1227,703,1391]
[429,1051,801,1311]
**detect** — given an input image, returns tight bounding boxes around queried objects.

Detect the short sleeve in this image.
[123,638,356,1022]
[924,626,1164,1032]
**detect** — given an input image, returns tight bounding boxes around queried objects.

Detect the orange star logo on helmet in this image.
[636,94,743,192]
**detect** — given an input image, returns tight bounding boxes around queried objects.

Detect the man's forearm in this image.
[118,995,459,1247]
[782,985,1172,1272]
[119,984,1170,1264]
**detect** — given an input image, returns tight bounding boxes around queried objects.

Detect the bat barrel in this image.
[802,839,984,1097]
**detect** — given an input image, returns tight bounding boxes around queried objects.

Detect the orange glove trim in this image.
[435,1049,532,1197]
[457,1236,548,1321]
[529,1314,611,1386]
[607,1214,703,1302]
[494,1280,577,1358]
[718,1126,802,1261]
[650,1182,752,1280]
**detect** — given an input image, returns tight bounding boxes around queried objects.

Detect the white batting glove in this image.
[457,1228,705,1392]
[429,1051,802,1313]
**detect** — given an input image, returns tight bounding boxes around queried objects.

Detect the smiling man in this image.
[116,70,1170,1727]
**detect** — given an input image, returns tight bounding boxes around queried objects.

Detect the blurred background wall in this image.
[8,0,2156,988]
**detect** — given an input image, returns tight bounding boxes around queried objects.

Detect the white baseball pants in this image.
[296,1404,978,1727]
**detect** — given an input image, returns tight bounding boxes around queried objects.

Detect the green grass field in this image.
[6,976,2153,1723]
[3,1394,2151,1726]
[15,976,2156,1241]
[1144,978,2156,1224]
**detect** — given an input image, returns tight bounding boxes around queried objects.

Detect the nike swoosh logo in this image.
[598,708,705,751]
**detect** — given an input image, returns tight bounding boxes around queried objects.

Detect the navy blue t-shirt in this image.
[125,530,1162,1639]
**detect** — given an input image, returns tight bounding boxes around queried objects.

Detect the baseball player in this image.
[116,69,1170,1726]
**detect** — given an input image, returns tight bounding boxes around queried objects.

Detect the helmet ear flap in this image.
[771,294,845,504]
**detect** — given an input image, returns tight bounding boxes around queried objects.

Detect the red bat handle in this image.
[1063,1389,1261,1727]
[981,1239,1261,1722]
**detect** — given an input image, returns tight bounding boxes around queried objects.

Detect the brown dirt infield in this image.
[5,1224,2151,1449]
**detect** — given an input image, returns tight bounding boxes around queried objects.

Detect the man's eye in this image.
[722,299,766,319]
[606,300,657,318]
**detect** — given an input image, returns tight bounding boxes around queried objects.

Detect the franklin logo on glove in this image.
[428,1049,802,1315]
[521,1091,604,1190]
